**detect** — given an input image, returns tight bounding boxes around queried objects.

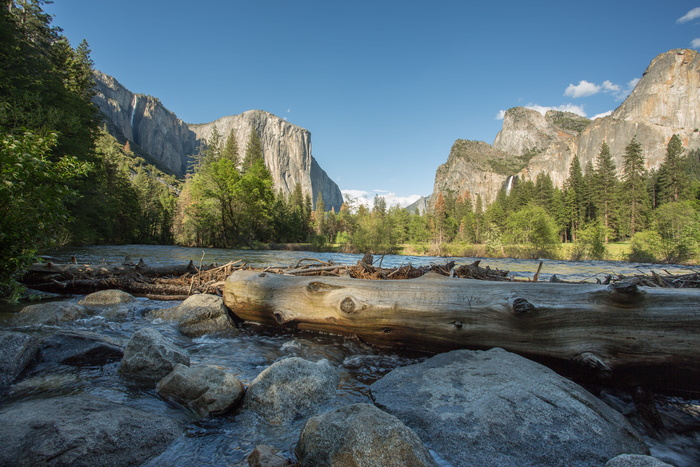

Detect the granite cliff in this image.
[92,72,342,211]
[429,49,700,207]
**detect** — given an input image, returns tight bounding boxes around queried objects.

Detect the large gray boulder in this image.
[12,302,88,326]
[156,363,244,418]
[370,348,649,467]
[39,330,123,367]
[78,289,138,321]
[0,331,40,388]
[0,395,181,466]
[244,357,338,425]
[296,403,438,466]
[118,328,189,385]
[148,293,236,337]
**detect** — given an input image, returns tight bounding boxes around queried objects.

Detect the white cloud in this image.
[692,38,700,48]
[341,189,421,210]
[601,80,621,93]
[495,109,507,120]
[592,110,613,119]
[565,80,601,98]
[678,7,700,24]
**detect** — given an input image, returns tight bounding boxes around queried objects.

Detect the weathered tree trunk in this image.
[224,270,700,389]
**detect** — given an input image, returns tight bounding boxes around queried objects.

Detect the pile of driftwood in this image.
[23,259,248,300]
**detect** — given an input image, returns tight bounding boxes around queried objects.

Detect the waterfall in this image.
[129,96,139,137]
[505,175,515,195]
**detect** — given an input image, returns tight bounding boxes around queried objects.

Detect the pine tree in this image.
[564,155,585,241]
[621,136,648,237]
[243,128,264,172]
[593,142,618,242]
[221,128,239,167]
[657,134,688,204]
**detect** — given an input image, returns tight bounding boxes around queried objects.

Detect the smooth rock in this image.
[40,330,123,366]
[370,348,649,467]
[296,403,437,467]
[13,302,88,326]
[118,327,189,385]
[149,294,236,337]
[156,363,244,417]
[0,331,40,387]
[244,357,338,425]
[0,395,181,466]
[78,289,136,306]
[245,445,291,467]
[606,454,674,467]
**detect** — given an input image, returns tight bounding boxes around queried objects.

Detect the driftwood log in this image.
[224,270,700,390]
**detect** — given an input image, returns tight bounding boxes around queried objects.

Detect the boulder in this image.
[243,357,338,425]
[118,328,189,385]
[148,293,236,337]
[40,330,123,366]
[370,348,649,467]
[296,403,437,466]
[79,289,136,306]
[0,331,40,388]
[0,395,181,466]
[12,302,88,326]
[606,454,674,467]
[156,363,244,417]
[243,445,291,467]
[78,289,138,321]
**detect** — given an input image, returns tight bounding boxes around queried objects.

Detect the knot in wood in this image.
[511,297,535,314]
[453,320,463,328]
[609,281,639,295]
[306,281,342,293]
[340,297,356,314]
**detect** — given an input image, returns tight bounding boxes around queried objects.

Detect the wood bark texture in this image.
[224,270,700,387]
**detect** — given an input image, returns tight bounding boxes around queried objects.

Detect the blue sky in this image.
[46,1,700,207]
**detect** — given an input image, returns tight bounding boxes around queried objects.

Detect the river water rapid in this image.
[1,245,698,466]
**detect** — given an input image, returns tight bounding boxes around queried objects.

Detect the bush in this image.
[628,231,663,263]
[571,222,609,260]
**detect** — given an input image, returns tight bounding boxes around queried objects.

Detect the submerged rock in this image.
[156,363,244,417]
[0,331,40,388]
[0,395,181,466]
[118,327,189,385]
[39,330,123,367]
[148,293,236,337]
[296,403,437,466]
[370,347,648,467]
[244,357,338,425]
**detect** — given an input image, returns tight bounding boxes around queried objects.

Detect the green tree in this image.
[657,134,689,205]
[592,142,619,242]
[221,128,239,166]
[0,131,90,296]
[243,128,264,172]
[564,155,585,241]
[504,204,560,258]
[620,137,649,237]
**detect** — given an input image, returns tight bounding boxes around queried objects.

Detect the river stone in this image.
[606,454,674,466]
[244,357,338,425]
[148,293,236,337]
[244,445,291,467]
[118,327,189,385]
[12,302,88,326]
[0,394,181,466]
[0,331,40,388]
[79,289,136,306]
[370,347,649,467]
[40,330,124,366]
[156,363,244,417]
[296,403,438,467]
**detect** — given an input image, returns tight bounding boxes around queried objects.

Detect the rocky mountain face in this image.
[429,49,700,207]
[92,72,342,211]
[189,111,343,211]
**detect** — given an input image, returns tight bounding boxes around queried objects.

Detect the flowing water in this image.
[1,245,699,466]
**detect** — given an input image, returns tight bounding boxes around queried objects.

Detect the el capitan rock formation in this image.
[92,71,342,211]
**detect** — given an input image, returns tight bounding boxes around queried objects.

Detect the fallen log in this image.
[224,270,700,390]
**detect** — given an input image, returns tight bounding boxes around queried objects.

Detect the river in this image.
[1,245,699,466]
